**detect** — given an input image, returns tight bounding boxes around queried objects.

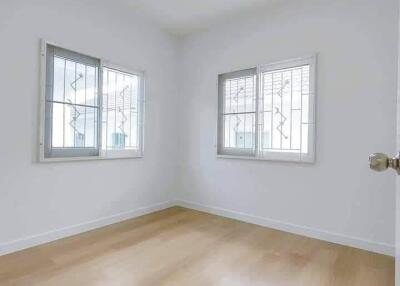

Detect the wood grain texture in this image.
[0,207,394,286]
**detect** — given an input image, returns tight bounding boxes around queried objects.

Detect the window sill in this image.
[39,154,143,163]
[216,154,315,164]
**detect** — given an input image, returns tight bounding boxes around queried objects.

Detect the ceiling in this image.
[121,0,281,36]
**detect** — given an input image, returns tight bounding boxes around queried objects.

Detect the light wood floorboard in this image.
[0,207,394,286]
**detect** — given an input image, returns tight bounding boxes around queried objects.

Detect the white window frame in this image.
[39,39,145,162]
[216,55,316,163]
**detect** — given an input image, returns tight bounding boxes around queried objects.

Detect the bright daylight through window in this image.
[217,56,316,162]
[41,42,144,160]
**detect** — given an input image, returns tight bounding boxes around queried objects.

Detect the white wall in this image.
[177,0,398,253]
[0,0,180,251]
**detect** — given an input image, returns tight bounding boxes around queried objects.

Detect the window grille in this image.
[218,68,257,157]
[217,56,316,162]
[44,45,100,158]
[101,66,144,158]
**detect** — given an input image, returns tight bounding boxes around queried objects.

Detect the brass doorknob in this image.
[369,153,400,174]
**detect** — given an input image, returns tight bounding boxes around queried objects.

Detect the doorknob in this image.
[369,153,400,174]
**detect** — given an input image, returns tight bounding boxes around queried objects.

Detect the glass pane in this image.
[45,45,101,158]
[50,102,97,149]
[131,76,139,112]
[102,67,141,151]
[260,64,311,155]
[262,73,273,111]
[301,123,310,154]
[51,102,64,147]
[291,68,302,109]
[224,80,232,113]
[260,111,272,150]
[245,77,255,112]
[101,71,109,150]
[272,73,282,149]
[224,76,255,114]
[302,94,309,123]
[51,56,98,107]
[291,110,301,150]
[243,113,255,149]
[228,79,239,114]
[53,57,65,102]
[84,107,98,148]
[302,65,310,95]
[281,71,292,150]
[64,60,76,105]
[236,78,246,113]
[75,63,86,105]
[86,65,97,106]
[130,112,138,148]
[223,114,255,149]
[106,110,116,149]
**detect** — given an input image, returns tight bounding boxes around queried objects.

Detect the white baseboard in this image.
[0,201,175,256]
[1,199,394,257]
[175,200,395,257]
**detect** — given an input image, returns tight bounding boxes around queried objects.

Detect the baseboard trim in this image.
[176,200,395,257]
[0,200,175,256]
[1,200,394,257]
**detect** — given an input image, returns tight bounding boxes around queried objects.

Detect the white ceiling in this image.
[121,0,281,36]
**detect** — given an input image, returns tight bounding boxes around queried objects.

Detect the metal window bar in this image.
[222,76,256,150]
[45,49,100,158]
[102,67,141,151]
[259,64,310,154]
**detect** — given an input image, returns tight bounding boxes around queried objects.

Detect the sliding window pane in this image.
[51,102,64,148]
[86,65,97,106]
[223,113,255,149]
[53,57,65,102]
[102,67,142,151]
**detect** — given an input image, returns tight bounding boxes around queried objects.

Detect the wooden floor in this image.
[0,207,394,286]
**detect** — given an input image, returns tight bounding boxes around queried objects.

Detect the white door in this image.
[397,7,400,284]
[370,150,399,284]
[396,125,399,285]
[369,5,399,282]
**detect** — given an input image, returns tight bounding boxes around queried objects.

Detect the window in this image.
[217,56,316,162]
[40,41,144,161]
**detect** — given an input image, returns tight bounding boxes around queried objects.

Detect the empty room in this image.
[0,0,399,285]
